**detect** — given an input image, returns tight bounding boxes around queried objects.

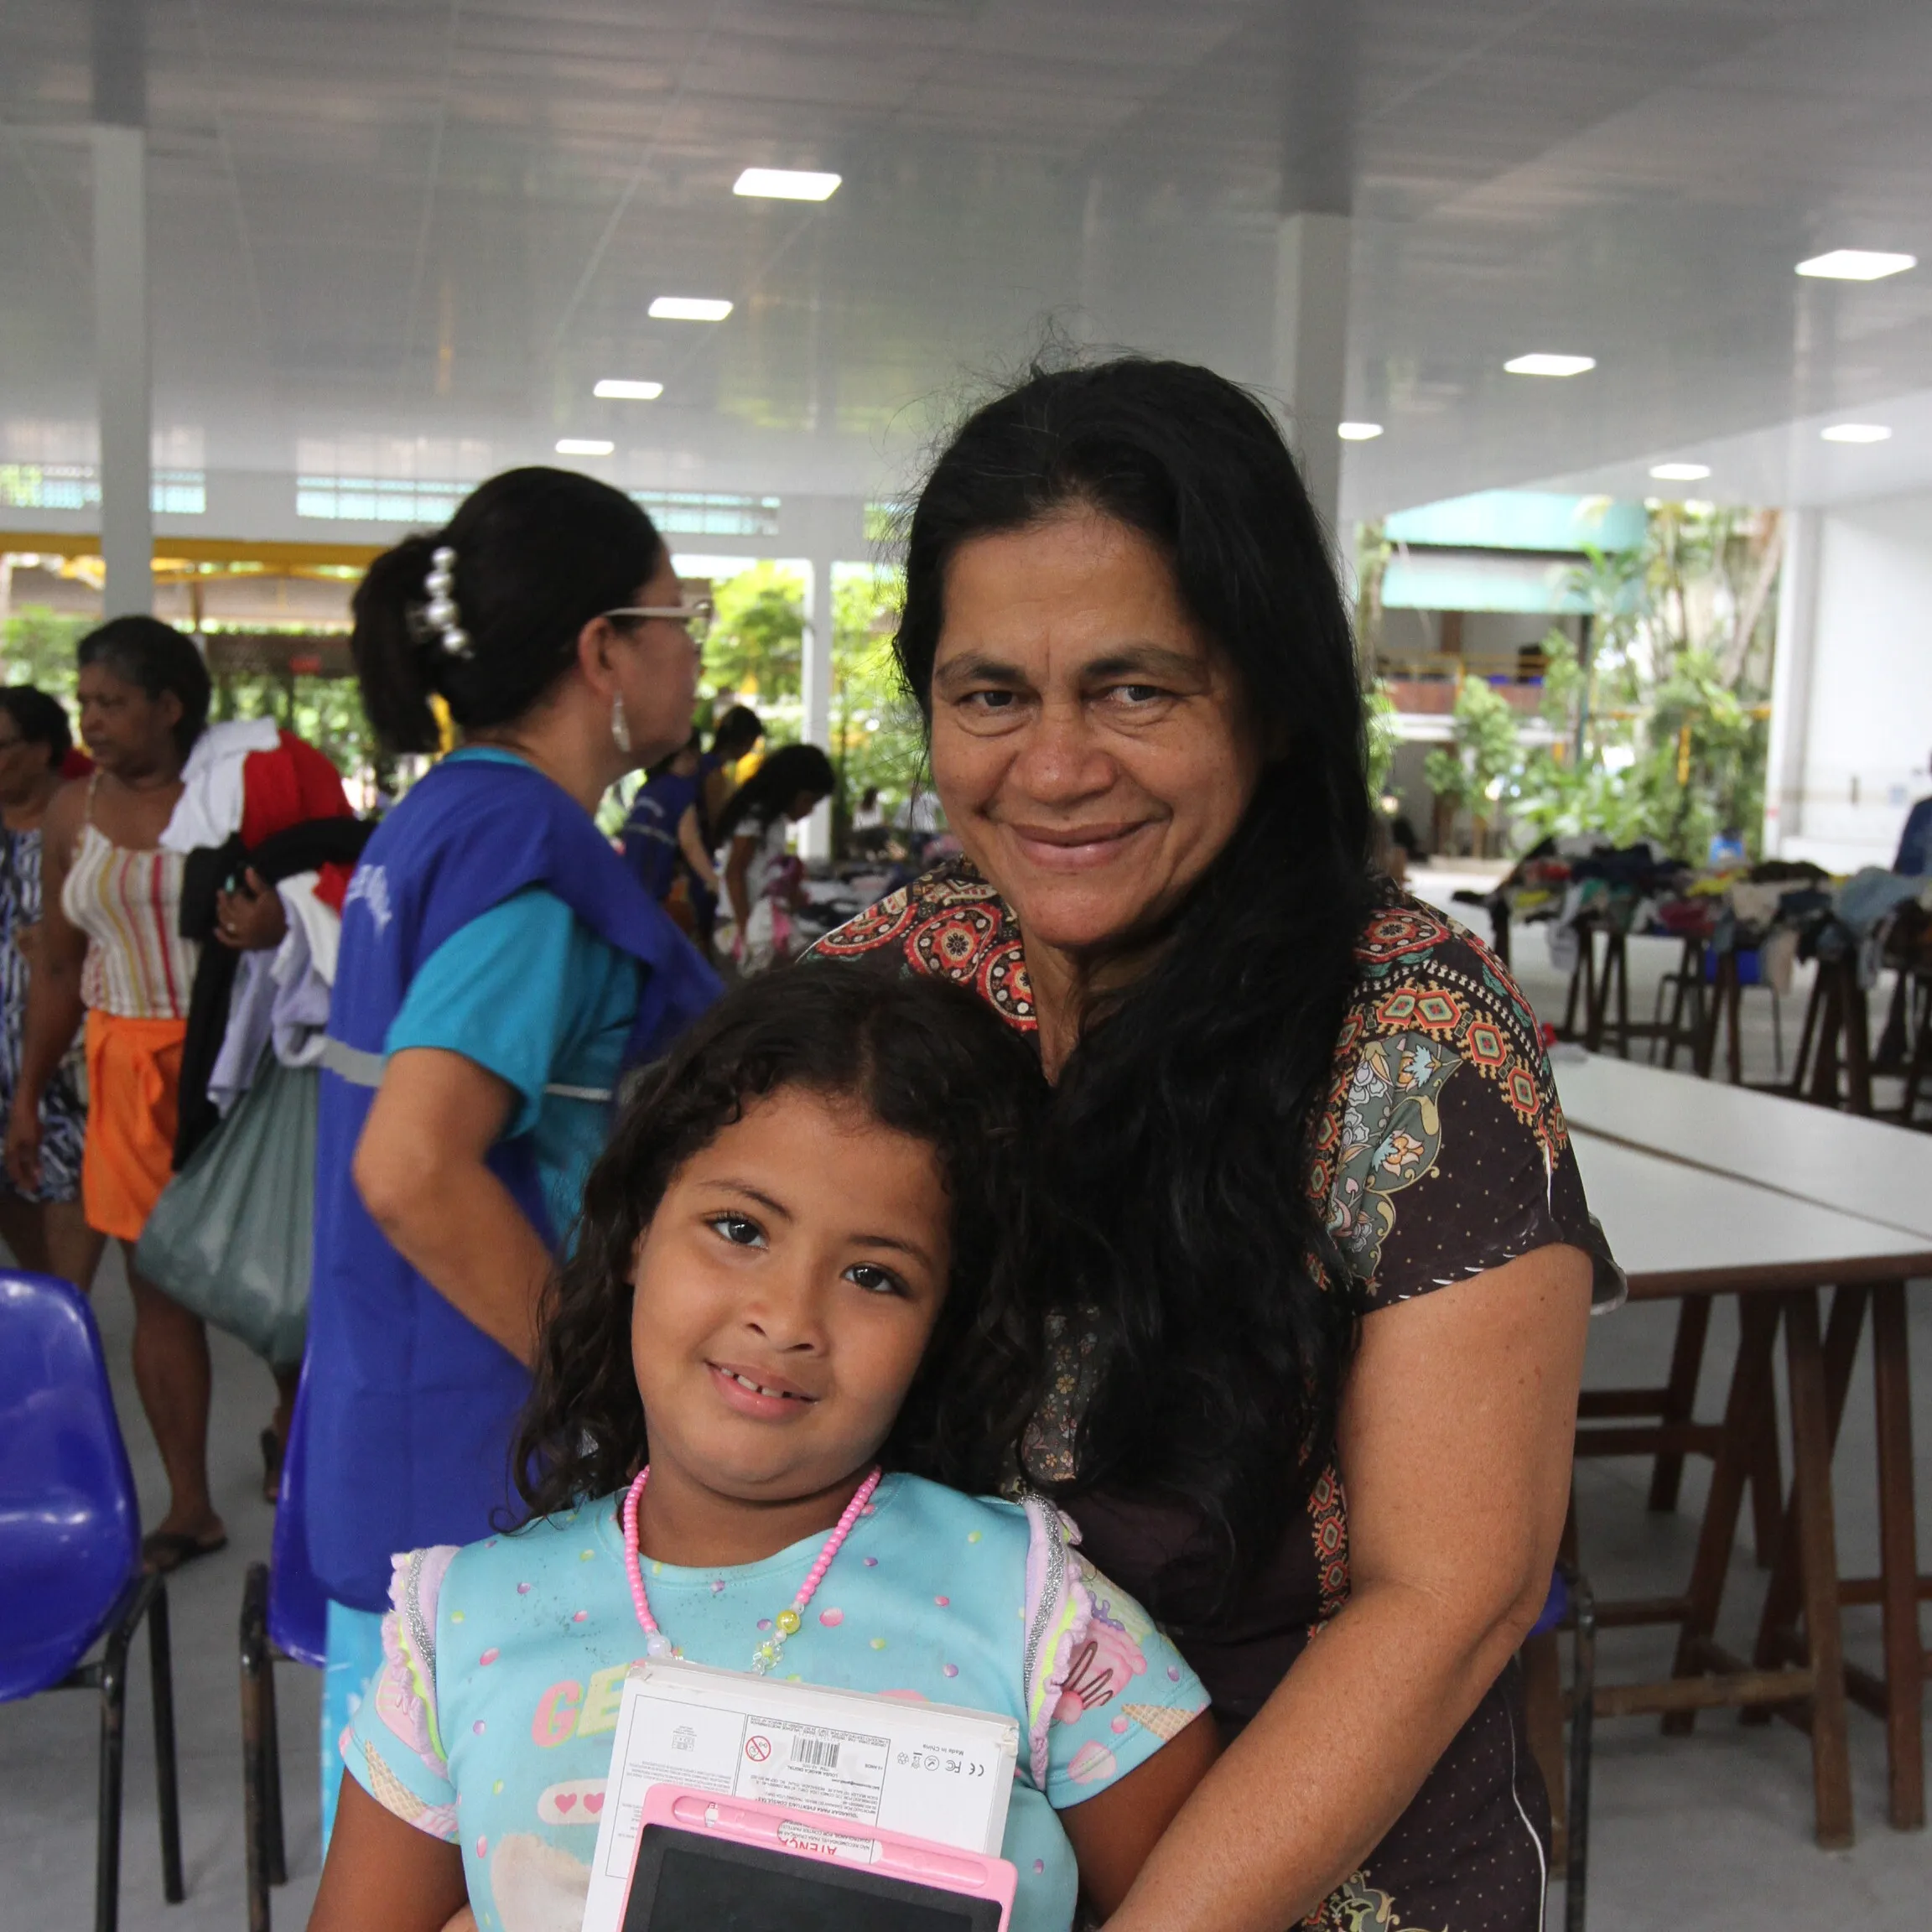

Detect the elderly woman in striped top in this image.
[6,615,348,1571]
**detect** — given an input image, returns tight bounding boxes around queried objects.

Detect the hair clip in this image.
[421,544,472,657]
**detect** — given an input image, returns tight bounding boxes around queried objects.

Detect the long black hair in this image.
[512,960,1048,1521]
[713,742,837,845]
[76,616,210,760]
[351,466,664,755]
[896,356,1377,1621]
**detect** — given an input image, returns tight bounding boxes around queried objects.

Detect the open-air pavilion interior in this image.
[5,5,1932,1930]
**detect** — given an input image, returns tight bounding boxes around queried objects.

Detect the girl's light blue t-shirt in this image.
[344,1473,1209,1932]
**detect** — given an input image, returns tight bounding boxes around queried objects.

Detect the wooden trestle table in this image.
[1557,1057,1932,1842]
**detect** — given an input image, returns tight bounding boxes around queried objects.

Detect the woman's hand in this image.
[4,1093,42,1195]
[1102,1244,1592,1932]
[215,867,288,951]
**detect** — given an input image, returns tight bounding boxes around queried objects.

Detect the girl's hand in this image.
[216,868,288,951]
[14,920,40,967]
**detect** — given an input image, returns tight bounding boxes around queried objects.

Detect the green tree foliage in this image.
[1423,676,1523,849]
[829,567,925,844]
[703,563,806,708]
[694,564,928,851]
[1457,503,1779,862]
[1,607,87,707]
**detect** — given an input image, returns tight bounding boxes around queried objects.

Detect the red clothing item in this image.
[238,731,352,849]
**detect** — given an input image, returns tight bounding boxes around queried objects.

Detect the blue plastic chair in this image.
[241,1355,329,1926]
[0,1271,184,1930]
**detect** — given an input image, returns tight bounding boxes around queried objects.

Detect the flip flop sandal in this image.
[141,1529,229,1575]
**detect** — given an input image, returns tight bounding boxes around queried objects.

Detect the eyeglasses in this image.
[601,599,714,647]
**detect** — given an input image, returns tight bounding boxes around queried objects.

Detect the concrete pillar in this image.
[798,553,838,859]
[1273,210,1352,537]
[93,122,152,619]
[1762,508,1821,855]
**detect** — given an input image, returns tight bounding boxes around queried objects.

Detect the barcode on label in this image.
[790,1735,840,1771]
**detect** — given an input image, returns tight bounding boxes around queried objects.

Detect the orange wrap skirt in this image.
[81,1010,187,1242]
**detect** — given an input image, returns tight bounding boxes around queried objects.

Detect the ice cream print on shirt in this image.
[343,1475,1208,1932]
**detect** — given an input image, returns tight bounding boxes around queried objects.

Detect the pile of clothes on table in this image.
[1472,834,1932,993]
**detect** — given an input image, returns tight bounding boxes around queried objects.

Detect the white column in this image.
[93,122,151,620]
[798,553,838,860]
[1273,210,1352,536]
[1762,507,1821,855]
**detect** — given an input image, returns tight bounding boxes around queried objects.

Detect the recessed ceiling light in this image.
[733,167,841,202]
[1820,423,1892,444]
[1795,250,1916,282]
[593,379,663,401]
[649,296,734,322]
[1649,462,1711,481]
[1504,352,1596,377]
[556,438,615,456]
[1337,421,1384,441]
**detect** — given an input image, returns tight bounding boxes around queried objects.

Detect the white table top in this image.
[1568,1130,1932,1296]
[1555,1049,1932,1243]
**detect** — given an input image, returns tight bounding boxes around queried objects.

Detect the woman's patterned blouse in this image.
[815,858,1617,1932]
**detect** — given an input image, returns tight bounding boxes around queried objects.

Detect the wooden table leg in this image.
[1810,969,1845,1108]
[1613,930,1633,1060]
[1648,1297,1711,1513]
[1665,1295,1781,1736]
[1844,978,1875,1116]
[1584,931,1610,1052]
[1749,1285,1867,1682]
[1872,1280,1925,1831]
[1784,1288,1854,1848]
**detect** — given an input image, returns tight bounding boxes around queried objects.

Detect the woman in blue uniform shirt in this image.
[293,467,719,1837]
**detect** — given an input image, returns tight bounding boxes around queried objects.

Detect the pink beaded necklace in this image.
[621,1464,884,1676]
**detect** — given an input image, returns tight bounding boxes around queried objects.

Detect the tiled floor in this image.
[3,908,1925,1930]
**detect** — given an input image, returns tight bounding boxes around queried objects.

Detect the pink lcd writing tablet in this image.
[618,1784,1017,1931]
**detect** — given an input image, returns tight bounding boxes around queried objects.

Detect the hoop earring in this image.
[610,693,632,755]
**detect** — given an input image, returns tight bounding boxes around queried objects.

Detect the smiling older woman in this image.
[817,358,1617,1932]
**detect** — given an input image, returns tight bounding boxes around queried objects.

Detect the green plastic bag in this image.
[134,1055,318,1368]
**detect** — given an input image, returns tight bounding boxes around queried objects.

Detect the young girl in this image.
[311,964,1218,1932]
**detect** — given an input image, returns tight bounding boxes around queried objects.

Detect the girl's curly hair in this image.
[511,959,1049,1522]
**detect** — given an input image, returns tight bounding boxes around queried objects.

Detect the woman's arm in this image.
[352,1048,555,1365]
[723,833,756,935]
[309,1774,469,1932]
[1102,1243,1591,1932]
[5,784,89,1193]
[1062,1710,1220,1919]
[677,802,720,895]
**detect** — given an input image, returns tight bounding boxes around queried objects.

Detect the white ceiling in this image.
[4,0,1932,527]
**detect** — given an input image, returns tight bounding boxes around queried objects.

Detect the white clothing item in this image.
[209,953,277,1113]
[719,811,790,906]
[278,870,341,988]
[159,717,283,854]
[206,871,341,1108]
[269,873,336,1069]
